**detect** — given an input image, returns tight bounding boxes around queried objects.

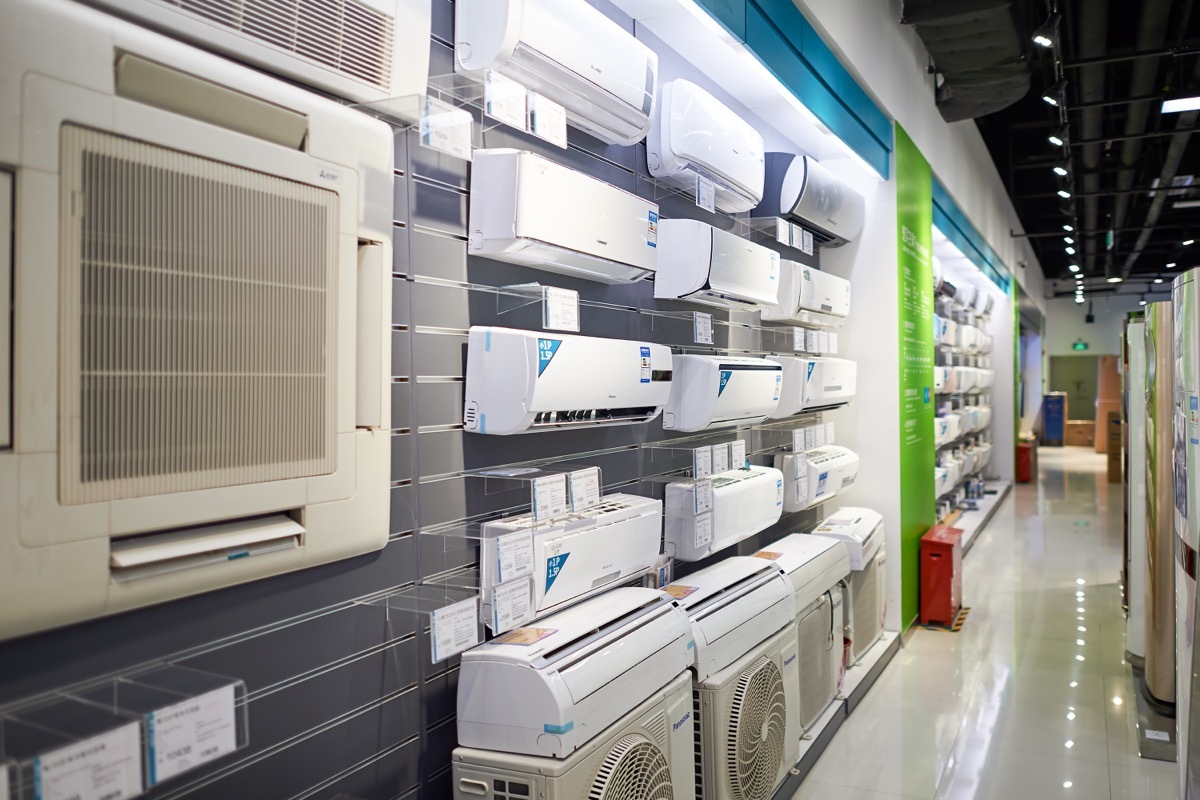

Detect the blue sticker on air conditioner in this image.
[545,553,570,592]
[537,338,562,376]
[718,370,732,396]
[543,721,574,734]
[806,362,816,381]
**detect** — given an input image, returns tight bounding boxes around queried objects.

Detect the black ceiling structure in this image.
[967,0,1200,300]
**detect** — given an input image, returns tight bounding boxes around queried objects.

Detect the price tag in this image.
[34,723,142,800]
[825,422,835,444]
[711,443,730,474]
[693,446,713,478]
[528,92,567,148]
[569,468,602,511]
[148,684,238,785]
[793,327,807,352]
[696,174,716,213]
[484,69,528,130]
[814,424,827,447]
[804,426,817,450]
[802,229,815,255]
[818,330,830,353]
[806,330,820,352]
[693,479,714,514]
[420,96,473,161]
[790,222,804,250]
[532,474,569,522]
[694,512,713,549]
[492,579,535,633]
[496,530,534,582]
[694,312,714,344]
[431,597,480,662]
[542,286,580,332]
[792,430,806,452]
[776,218,791,245]
[829,332,839,354]
[793,458,809,507]
[730,440,747,468]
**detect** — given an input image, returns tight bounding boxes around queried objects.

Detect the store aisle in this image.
[792,446,1178,799]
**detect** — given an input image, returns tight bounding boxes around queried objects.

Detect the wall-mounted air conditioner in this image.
[84,0,430,113]
[761,261,851,328]
[480,494,662,626]
[456,587,693,758]
[975,291,996,317]
[812,507,886,665]
[455,0,658,145]
[463,327,673,435]
[796,590,843,730]
[454,672,694,800]
[663,355,783,432]
[469,149,661,284]
[0,0,395,641]
[754,153,866,246]
[655,219,780,310]
[934,366,948,394]
[775,447,860,512]
[668,557,799,798]
[664,467,784,561]
[646,79,765,213]
[954,283,977,310]
[771,357,858,418]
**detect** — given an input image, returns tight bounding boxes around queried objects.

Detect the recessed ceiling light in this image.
[1163,96,1200,114]
[1063,780,1074,789]
[1113,697,1123,706]
[1155,278,1164,284]
[1058,189,1072,199]
[1054,165,1069,176]
[1168,262,1178,268]
[1107,276,1123,283]
[1069,681,1079,687]
[1140,299,1148,306]
[1075,654,1085,661]
[1068,264,1080,272]
[1186,239,1195,246]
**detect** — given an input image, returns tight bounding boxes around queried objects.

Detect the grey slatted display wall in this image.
[0,2,832,798]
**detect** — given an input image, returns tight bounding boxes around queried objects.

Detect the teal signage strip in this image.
[932,178,1012,293]
[696,0,893,178]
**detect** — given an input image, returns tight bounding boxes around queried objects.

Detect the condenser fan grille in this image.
[798,596,836,729]
[851,556,883,661]
[588,733,673,800]
[58,125,339,504]
[727,656,787,800]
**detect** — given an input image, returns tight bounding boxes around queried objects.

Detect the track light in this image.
[1068,264,1080,272]
[1064,236,1074,244]
[1063,224,1073,231]
[1186,239,1195,246]
[1107,276,1123,283]
[1075,295,1085,304]
[1053,165,1069,177]
[1065,246,1076,254]
[1154,278,1164,284]
[1168,262,1178,268]
[1139,296,1148,306]
[1033,13,1061,48]
[1043,80,1066,107]
[1058,189,1072,199]
[1049,134,1064,146]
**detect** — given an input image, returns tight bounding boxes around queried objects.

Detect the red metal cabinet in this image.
[920,525,963,626]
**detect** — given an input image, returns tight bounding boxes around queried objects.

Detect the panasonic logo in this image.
[783,654,797,666]
[673,711,692,731]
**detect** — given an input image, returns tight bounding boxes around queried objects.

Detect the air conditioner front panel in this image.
[664,466,784,562]
[772,357,857,418]
[754,533,850,613]
[84,0,431,109]
[464,327,673,435]
[847,549,886,663]
[810,506,883,569]
[654,219,780,310]
[469,150,659,284]
[663,354,782,432]
[767,154,865,247]
[647,79,765,212]
[796,265,851,319]
[455,0,657,145]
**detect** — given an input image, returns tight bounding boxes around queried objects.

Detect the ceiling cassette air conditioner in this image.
[0,0,394,641]
[463,327,673,435]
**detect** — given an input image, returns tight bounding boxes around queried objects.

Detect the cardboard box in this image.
[1107,411,1122,483]
[1065,420,1095,447]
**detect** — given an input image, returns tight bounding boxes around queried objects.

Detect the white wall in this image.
[1044,295,1144,356]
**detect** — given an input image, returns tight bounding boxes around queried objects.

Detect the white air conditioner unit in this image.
[754,154,865,246]
[934,366,948,394]
[976,291,995,317]
[954,283,977,310]
[774,447,860,512]
[83,0,430,114]
[761,261,851,328]
[454,671,694,800]
[0,0,394,642]
[810,507,883,570]
[468,149,661,284]
[654,219,780,310]
[479,494,662,627]
[663,355,782,432]
[664,467,784,561]
[456,587,694,758]
[771,356,858,418]
[455,0,658,145]
[667,557,799,799]
[463,327,673,435]
[646,79,765,213]
[752,533,851,620]
[811,507,886,664]
[796,590,843,731]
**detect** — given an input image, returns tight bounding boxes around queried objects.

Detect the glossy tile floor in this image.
[793,446,1179,799]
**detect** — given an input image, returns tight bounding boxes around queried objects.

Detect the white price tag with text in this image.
[420,96,473,161]
[814,424,827,447]
[148,684,238,785]
[484,70,528,130]
[532,475,569,521]
[776,218,791,245]
[805,426,817,450]
[694,312,714,344]
[696,174,717,213]
[542,286,579,332]
[694,512,713,549]
[694,479,715,514]
[528,92,567,148]
[825,422,835,445]
[829,332,839,354]
[569,468,602,511]
[807,329,820,352]
[792,430,806,452]
[793,326,807,351]
[794,453,808,482]
[693,446,713,478]
[794,460,809,507]
[711,443,730,474]
[791,222,804,250]
[35,723,142,800]
[730,440,747,468]
[492,579,535,633]
[431,598,480,662]
[802,229,815,255]
[496,530,534,583]
[818,330,830,353]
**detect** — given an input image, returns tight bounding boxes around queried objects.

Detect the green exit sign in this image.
[1073,341,1089,351]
